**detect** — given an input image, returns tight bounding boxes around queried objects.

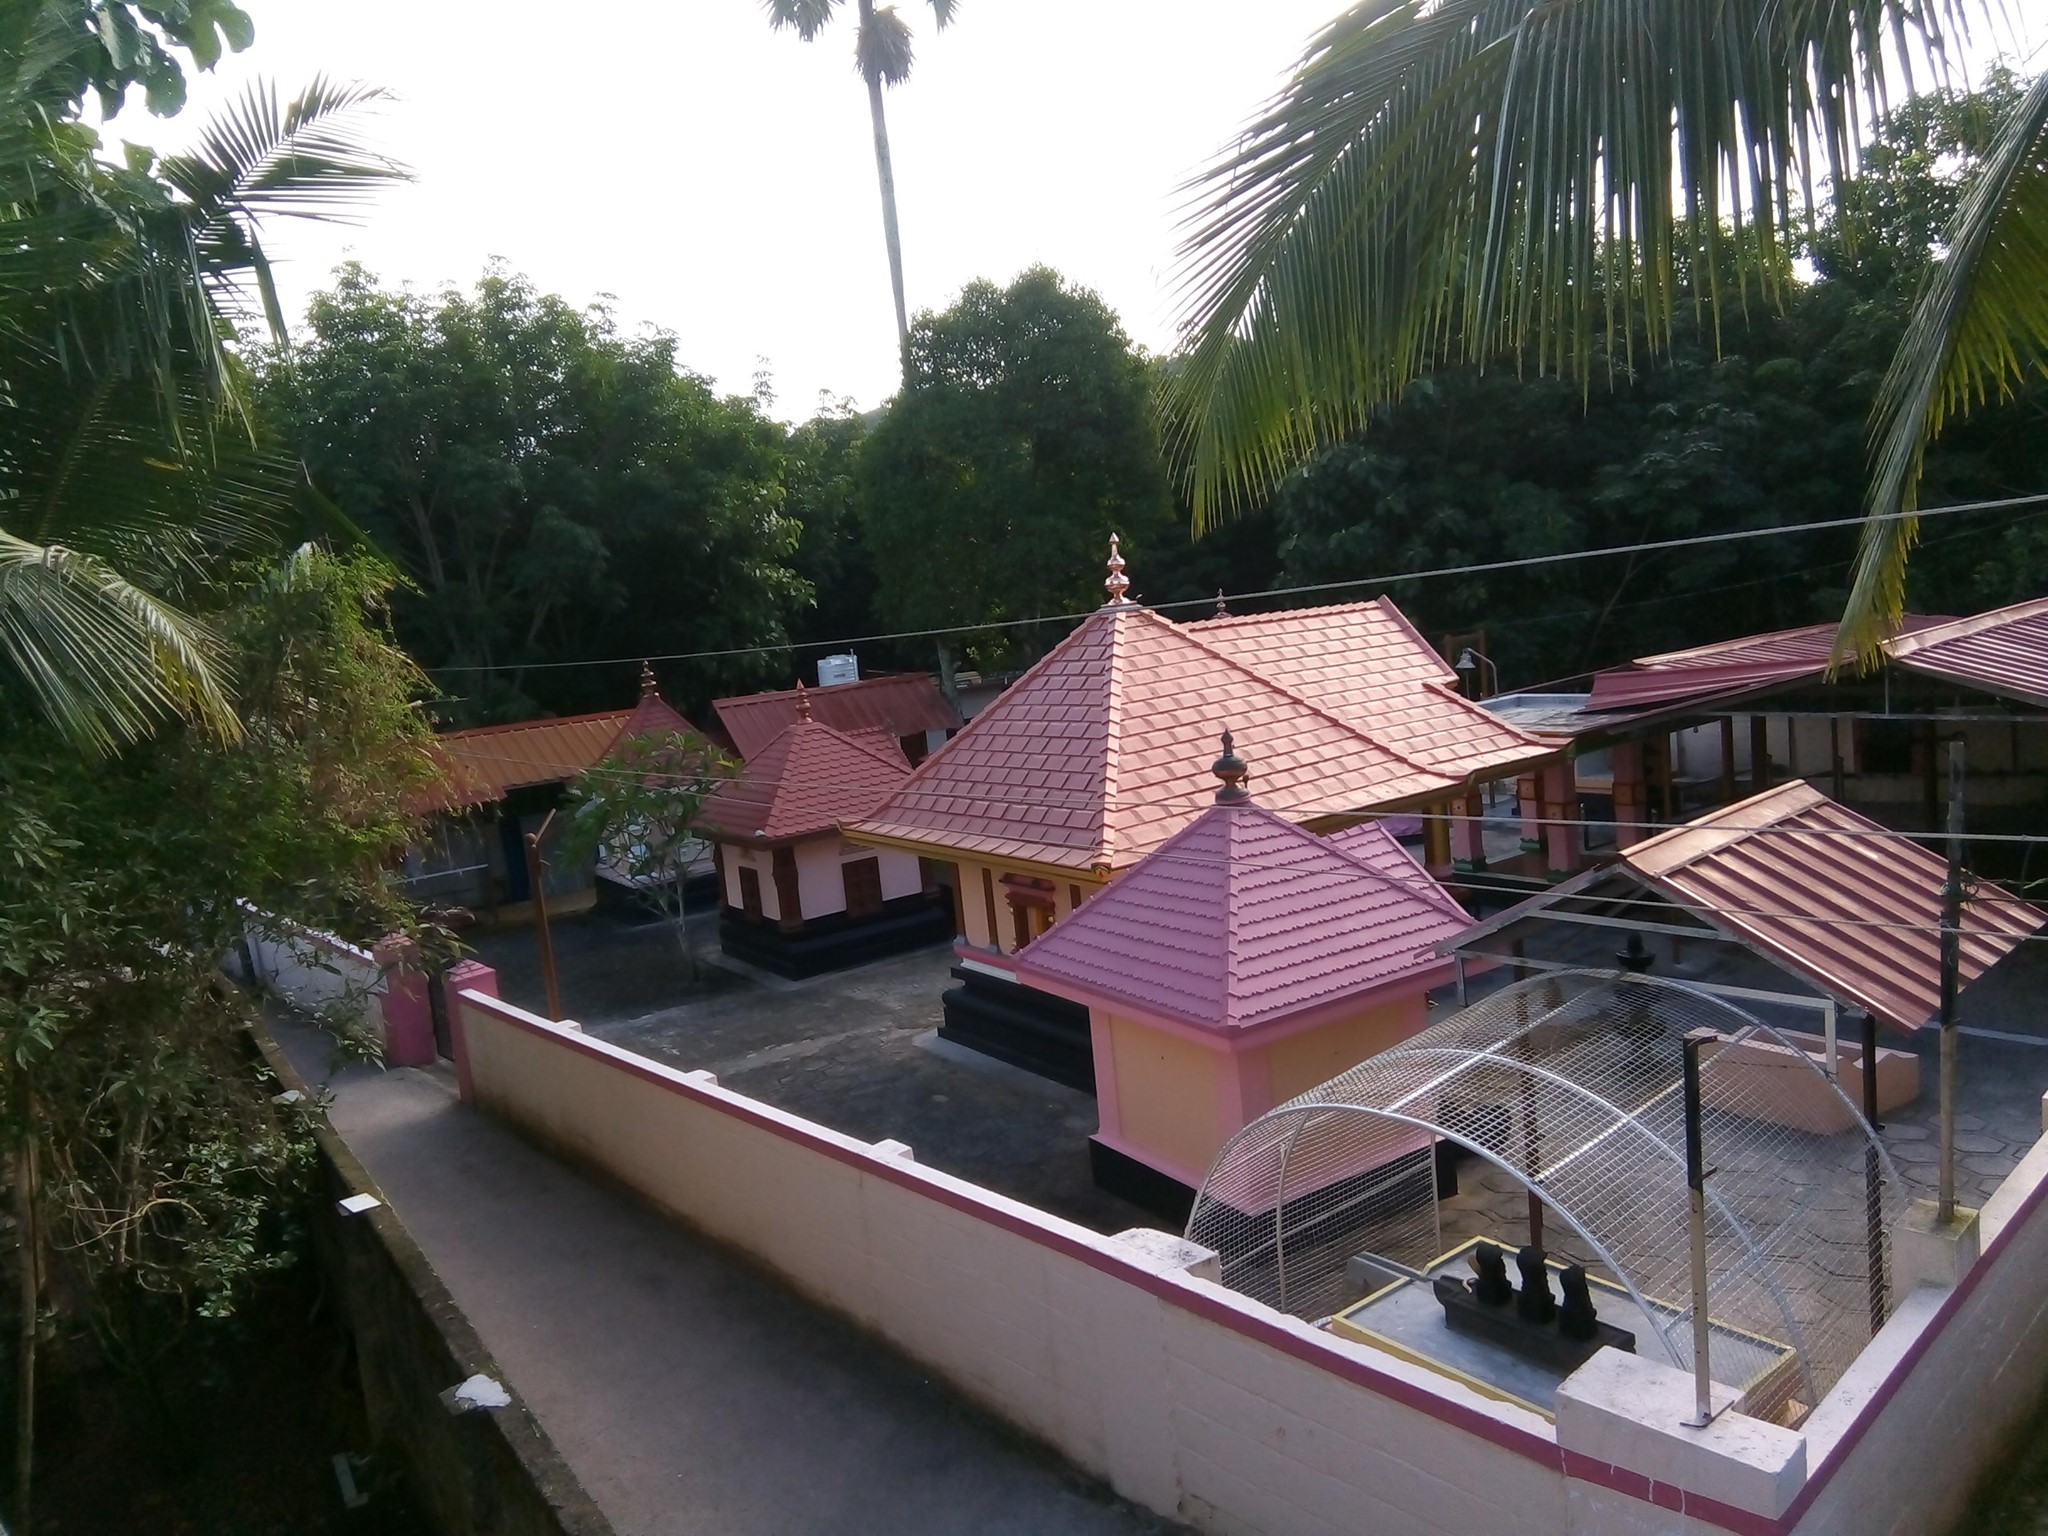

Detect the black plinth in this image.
[1089,1138,1194,1224]
[717,892,952,979]
[938,965,1094,1091]
[1433,1268,1636,1374]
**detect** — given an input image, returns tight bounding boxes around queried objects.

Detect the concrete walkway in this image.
[269,1014,1177,1536]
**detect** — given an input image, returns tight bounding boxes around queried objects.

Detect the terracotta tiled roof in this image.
[1882,597,2048,710]
[715,674,960,761]
[698,718,912,843]
[612,688,695,743]
[1011,805,1469,1034]
[419,711,633,812]
[1584,615,1951,714]
[1621,781,2046,1031]
[1187,600,1542,773]
[850,603,1553,872]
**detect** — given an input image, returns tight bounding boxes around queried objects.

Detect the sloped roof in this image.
[1584,615,1951,715]
[613,687,695,743]
[1883,597,2048,710]
[423,711,633,811]
[850,603,1554,873]
[698,717,912,843]
[1621,781,2045,1030]
[715,674,960,761]
[1011,805,1469,1034]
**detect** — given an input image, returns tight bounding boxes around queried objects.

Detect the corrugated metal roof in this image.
[1583,616,1951,714]
[1620,782,2045,1030]
[1882,597,2048,709]
[851,602,1555,873]
[1011,803,1469,1033]
[715,674,960,761]
[698,718,911,843]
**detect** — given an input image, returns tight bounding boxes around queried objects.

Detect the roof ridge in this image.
[440,709,631,740]
[801,715,916,774]
[1095,609,1134,870]
[1319,819,1469,920]
[1883,598,2048,660]
[1621,779,1823,874]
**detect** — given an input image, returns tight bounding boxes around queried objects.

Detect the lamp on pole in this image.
[1453,647,1500,701]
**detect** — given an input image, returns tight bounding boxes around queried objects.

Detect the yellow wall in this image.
[1261,997,1426,1106]
[1108,1014,1224,1176]
[951,859,1099,954]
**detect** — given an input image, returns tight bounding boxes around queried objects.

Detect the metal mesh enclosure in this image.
[1187,970,1908,1419]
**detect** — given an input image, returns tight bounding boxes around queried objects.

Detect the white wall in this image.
[726,838,925,923]
[241,911,383,1031]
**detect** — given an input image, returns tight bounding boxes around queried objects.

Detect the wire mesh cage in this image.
[1186,969,1908,1423]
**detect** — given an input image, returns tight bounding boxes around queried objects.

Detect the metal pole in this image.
[1682,1027,1718,1427]
[525,810,562,1022]
[1938,738,1964,1225]
[1861,1010,1888,1334]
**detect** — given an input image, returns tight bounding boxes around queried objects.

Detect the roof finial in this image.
[795,679,812,722]
[1214,588,1230,618]
[639,660,659,698]
[1212,729,1250,805]
[1103,532,1130,606]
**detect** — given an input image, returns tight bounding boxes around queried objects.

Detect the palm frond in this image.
[1163,0,1972,530]
[1840,68,2048,661]
[156,76,404,226]
[856,6,914,88]
[764,0,838,42]
[928,0,957,29]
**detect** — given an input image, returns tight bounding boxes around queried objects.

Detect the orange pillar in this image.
[1612,739,1650,849]
[1517,773,1542,852]
[1451,787,1488,871]
[1540,760,1583,880]
[1422,804,1454,877]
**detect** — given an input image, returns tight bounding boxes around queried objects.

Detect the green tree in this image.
[257,266,811,721]
[1161,0,2048,651]
[859,267,1173,686]
[764,0,957,356]
[784,401,880,650]
[1,0,403,753]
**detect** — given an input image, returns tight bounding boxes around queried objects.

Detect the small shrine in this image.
[1009,733,1474,1217]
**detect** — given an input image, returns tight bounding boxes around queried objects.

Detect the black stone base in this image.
[717,892,952,979]
[1089,1138,1195,1225]
[938,965,1094,1092]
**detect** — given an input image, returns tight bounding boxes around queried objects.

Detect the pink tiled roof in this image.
[699,717,912,843]
[1585,616,1951,714]
[1185,600,1540,773]
[715,674,960,761]
[1883,597,2048,710]
[610,688,695,746]
[412,710,634,814]
[851,603,1555,873]
[1623,782,2045,1031]
[1011,805,1469,1033]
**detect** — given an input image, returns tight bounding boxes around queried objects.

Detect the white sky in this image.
[124,1,2045,422]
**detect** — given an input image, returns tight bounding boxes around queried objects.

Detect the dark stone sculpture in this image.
[1558,1264,1599,1340]
[1515,1245,1556,1324]
[1469,1243,1514,1307]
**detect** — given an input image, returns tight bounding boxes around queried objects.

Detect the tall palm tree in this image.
[1161,0,2045,654]
[1,6,403,752]
[764,0,957,359]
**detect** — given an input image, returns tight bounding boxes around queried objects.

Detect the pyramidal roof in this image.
[1011,803,1469,1034]
[851,597,1551,873]
[699,714,912,843]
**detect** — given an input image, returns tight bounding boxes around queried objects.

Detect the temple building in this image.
[699,685,951,977]
[1010,735,1473,1216]
[713,670,960,766]
[847,538,1560,1085]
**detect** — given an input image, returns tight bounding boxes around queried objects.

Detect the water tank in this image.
[816,653,860,687]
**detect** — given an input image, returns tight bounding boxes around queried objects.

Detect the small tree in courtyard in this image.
[562,729,736,975]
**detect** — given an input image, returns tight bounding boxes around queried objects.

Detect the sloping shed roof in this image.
[1584,616,1950,714]
[1620,781,2045,1030]
[698,718,912,843]
[1184,600,1542,773]
[715,674,959,761]
[1011,804,1468,1034]
[1883,597,2048,709]
[850,603,1554,873]
[425,711,632,810]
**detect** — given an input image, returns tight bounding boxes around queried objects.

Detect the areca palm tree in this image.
[1162,0,2046,655]
[764,0,957,359]
[1,4,403,753]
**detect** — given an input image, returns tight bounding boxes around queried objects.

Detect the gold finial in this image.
[1214,588,1230,618]
[795,679,812,722]
[639,660,659,697]
[1103,532,1130,605]
[1212,729,1250,804]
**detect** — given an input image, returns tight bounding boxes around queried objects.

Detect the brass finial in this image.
[639,660,659,697]
[1214,588,1230,618]
[1103,533,1130,605]
[1212,729,1250,804]
[795,679,812,722]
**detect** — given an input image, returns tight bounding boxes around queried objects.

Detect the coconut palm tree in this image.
[1,6,403,752]
[764,0,957,359]
[1162,0,2046,654]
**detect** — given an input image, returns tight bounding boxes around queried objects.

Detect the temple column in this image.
[1750,715,1771,794]
[1517,773,1542,851]
[1611,739,1650,848]
[1421,804,1454,877]
[1451,787,1488,871]
[1720,717,1738,803]
[1540,759,1583,880]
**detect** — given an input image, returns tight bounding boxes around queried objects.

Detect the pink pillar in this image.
[373,935,436,1068]
[1611,739,1650,849]
[1517,773,1542,851]
[1451,787,1487,871]
[1540,760,1583,880]
[443,958,500,1103]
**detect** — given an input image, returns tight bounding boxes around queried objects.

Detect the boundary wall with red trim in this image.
[451,985,2048,1536]
[242,912,384,1031]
